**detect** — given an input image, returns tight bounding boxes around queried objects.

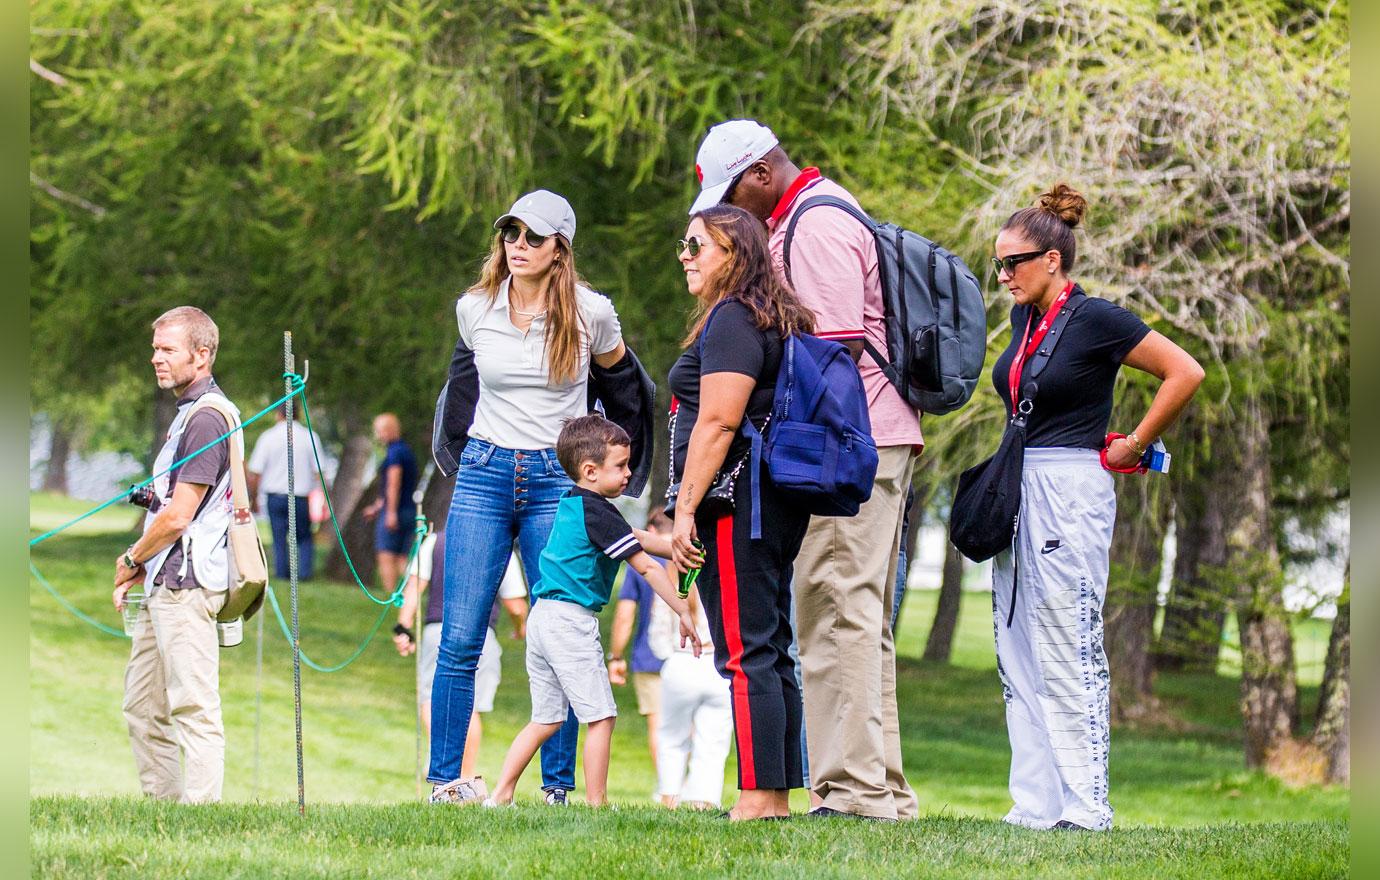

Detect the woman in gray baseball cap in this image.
[426,190,632,805]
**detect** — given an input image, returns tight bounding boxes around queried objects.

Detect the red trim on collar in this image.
[768,167,822,227]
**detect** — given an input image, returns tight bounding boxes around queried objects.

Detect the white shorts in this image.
[526,599,617,724]
[419,623,501,713]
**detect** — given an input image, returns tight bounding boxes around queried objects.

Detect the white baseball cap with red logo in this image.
[689,119,779,215]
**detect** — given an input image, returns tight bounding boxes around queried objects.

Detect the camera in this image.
[128,484,161,512]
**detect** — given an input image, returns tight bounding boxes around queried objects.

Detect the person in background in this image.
[362,413,418,595]
[606,509,674,770]
[395,527,528,783]
[987,183,1202,831]
[650,584,732,810]
[247,406,323,580]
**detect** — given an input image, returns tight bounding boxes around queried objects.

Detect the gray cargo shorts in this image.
[525,598,617,724]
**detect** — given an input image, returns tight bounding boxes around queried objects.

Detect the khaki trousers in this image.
[123,586,227,803]
[794,444,917,819]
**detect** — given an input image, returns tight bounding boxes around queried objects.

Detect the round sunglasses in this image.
[676,235,707,257]
[500,224,550,248]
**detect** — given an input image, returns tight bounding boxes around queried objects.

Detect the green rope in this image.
[297,391,413,607]
[264,586,392,673]
[29,561,128,639]
[261,514,427,672]
[27,375,307,548]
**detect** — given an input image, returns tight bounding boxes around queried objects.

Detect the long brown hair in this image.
[467,231,589,385]
[681,204,815,347]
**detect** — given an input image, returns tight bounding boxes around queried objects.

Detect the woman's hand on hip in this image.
[1104,437,1142,470]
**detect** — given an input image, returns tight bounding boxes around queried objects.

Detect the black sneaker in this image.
[806,807,864,819]
[1052,820,1091,831]
[544,788,569,806]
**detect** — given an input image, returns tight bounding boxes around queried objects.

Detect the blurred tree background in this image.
[30,0,1348,781]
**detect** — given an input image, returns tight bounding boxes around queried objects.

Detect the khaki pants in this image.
[123,586,227,803]
[794,444,916,819]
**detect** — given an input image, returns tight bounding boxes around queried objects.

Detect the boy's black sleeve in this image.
[580,494,642,561]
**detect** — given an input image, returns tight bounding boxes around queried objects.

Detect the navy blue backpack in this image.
[742,331,879,538]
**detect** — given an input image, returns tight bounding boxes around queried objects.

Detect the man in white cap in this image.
[689,120,923,822]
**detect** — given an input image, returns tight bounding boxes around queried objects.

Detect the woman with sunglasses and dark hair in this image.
[667,204,816,820]
[426,190,652,805]
[988,183,1203,831]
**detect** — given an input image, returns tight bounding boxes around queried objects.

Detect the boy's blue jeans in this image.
[427,439,579,789]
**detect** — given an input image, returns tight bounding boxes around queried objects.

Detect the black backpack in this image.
[783,195,987,415]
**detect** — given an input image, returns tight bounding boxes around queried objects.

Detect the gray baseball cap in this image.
[493,189,577,243]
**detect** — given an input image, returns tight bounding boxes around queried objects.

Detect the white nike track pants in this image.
[991,447,1116,830]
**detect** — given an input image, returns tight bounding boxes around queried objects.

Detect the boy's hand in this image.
[677,612,703,658]
[607,657,628,685]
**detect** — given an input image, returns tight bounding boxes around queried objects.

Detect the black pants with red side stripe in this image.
[695,470,811,791]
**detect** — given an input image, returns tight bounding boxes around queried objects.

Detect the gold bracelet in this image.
[1126,431,1147,456]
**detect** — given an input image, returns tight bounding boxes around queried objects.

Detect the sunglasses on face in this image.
[677,235,707,257]
[991,250,1047,276]
[500,224,549,248]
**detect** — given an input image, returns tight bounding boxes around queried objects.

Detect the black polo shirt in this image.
[992,294,1151,449]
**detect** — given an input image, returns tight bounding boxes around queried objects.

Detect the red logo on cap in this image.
[695,164,703,183]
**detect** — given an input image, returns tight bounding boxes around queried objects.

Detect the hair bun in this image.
[1038,183,1086,228]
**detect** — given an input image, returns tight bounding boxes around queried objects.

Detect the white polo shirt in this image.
[456,277,622,451]
[247,419,322,496]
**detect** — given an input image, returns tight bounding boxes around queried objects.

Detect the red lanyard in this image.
[1007,281,1073,414]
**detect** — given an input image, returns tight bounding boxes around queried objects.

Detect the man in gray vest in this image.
[112,306,240,803]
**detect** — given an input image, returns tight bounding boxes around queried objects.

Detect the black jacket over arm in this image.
[432,336,657,498]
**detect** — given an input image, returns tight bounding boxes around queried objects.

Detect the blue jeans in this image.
[267,494,313,580]
[427,439,579,789]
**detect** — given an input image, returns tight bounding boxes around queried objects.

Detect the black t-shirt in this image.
[667,299,782,481]
[992,293,1151,449]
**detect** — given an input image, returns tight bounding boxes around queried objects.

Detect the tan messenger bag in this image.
[188,396,268,622]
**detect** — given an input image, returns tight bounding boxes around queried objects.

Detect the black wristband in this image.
[393,623,414,641]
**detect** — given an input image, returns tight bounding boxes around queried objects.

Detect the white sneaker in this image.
[429,775,488,805]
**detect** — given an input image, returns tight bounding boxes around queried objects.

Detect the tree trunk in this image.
[43,421,72,494]
[1231,414,1297,771]
[329,411,374,525]
[1105,478,1170,721]
[1155,460,1230,672]
[922,537,964,663]
[325,473,380,585]
[1311,575,1349,785]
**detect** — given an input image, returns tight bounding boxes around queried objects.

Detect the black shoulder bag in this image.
[950,294,1085,575]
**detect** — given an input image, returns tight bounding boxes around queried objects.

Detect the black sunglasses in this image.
[677,235,707,257]
[500,224,549,248]
[991,250,1047,276]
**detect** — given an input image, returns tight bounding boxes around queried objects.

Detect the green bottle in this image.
[678,539,704,599]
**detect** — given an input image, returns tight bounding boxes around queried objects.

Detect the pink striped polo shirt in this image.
[766,172,923,449]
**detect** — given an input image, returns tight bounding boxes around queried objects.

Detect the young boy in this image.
[485,415,701,807]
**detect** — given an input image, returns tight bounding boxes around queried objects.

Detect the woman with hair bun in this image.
[988,183,1203,831]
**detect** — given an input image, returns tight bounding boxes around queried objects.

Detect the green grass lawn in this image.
[28,492,1349,877]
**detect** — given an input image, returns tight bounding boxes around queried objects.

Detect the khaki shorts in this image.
[632,672,662,716]
[526,599,617,724]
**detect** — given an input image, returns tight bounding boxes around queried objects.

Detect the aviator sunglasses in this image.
[500,224,550,248]
[991,250,1047,277]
